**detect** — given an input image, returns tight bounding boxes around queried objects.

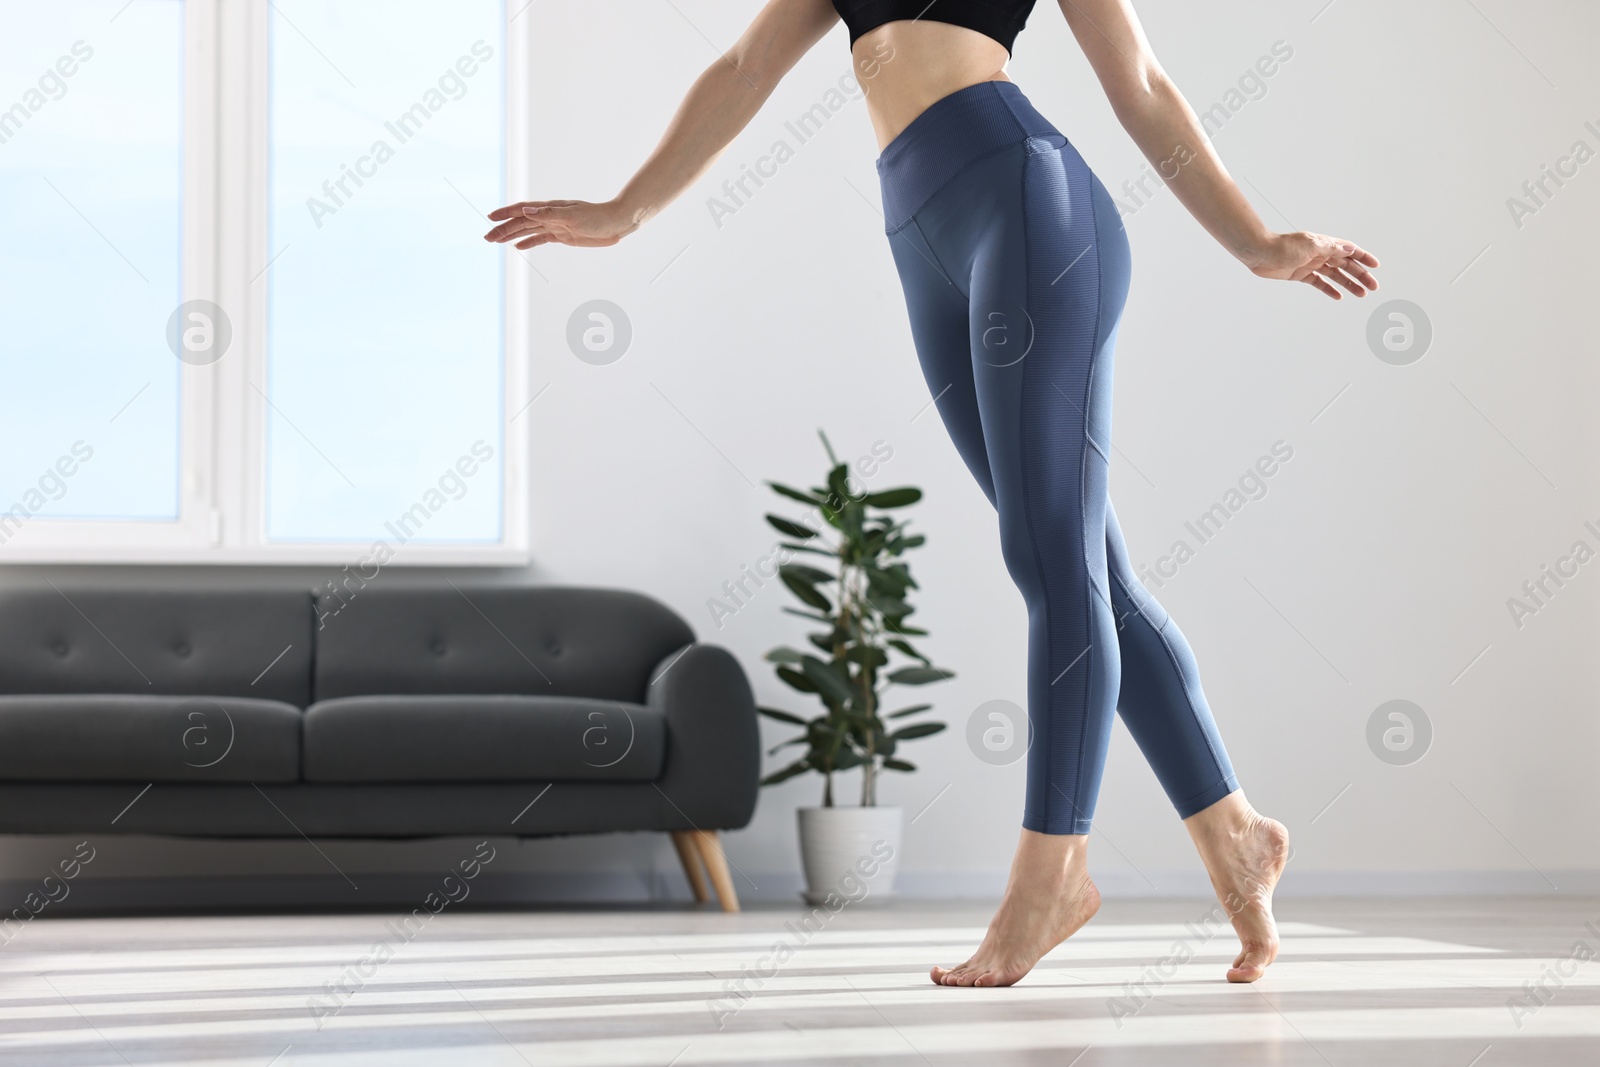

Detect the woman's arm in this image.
[1056,0,1378,300]
[485,0,839,250]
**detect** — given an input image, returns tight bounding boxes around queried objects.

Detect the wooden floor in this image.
[2,896,1597,1065]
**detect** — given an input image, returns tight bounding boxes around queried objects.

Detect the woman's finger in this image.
[524,204,578,222]
[487,201,544,221]
[1316,263,1366,296]
[483,218,531,241]
[1336,260,1380,291]
[1345,244,1380,269]
[1312,265,1363,295]
[484,218,550,243]
[1303,273,1341,300]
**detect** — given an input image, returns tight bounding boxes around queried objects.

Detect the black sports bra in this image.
[832,0,1038,56]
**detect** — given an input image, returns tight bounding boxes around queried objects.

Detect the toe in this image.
[978,964,1028,988]
[1226,962,1262,983]
[1227,942,1274,983]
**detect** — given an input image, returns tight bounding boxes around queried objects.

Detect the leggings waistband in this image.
[875,79,1062,232]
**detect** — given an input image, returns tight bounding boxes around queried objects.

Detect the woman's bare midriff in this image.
[850,21,1014,152]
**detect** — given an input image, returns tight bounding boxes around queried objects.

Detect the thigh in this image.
[885,223,997,508]
[963,137,1109,586]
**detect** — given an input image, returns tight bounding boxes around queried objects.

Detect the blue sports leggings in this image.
[876,79,1239,834]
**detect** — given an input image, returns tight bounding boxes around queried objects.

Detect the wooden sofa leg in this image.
[670,830,709,904]
[690,829,739,913]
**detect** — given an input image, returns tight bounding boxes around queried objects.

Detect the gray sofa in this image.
[0,584,759,910]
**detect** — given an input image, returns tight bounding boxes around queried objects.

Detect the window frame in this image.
[1,0,530,566]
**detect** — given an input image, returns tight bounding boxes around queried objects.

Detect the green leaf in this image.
[818,428,841,467]
[764,647,806,665]
[766,738,808,755]
[887,638,927,663]
[869,596,910,619]
[886,665,954,685]
[884,623,928,636]
[882,758,917,772]
[779,563,835,586]
[780,541,836,557]
[845,645,888,668]
[757,705,808,724]
[866,566,909,596]
[782,607,831,622]
[776,666,817,694]
[839,503,864,543]
[761,758,813,786]
[863,487,922,508]
[800,655,855,707]
[887,703,932,719]
[827,463,852,504]
[781,572,831,612]
[768,481,824,507]
[890,722,946,741]
[766,514,817,540]
[832,747,864,771]
[878,562,916,589]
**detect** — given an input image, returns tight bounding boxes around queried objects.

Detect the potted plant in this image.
[759,431,954,904]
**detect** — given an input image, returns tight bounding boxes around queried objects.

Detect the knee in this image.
[1110,573,1169,631]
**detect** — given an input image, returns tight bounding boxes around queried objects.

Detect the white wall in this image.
[4,0,1598,899]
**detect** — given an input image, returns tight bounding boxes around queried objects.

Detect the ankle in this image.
[1185,791,1262,842]
[1004,830,1090,895]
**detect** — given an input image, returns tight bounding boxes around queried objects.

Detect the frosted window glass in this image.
[0,1,184,525]
[266,0,504,544]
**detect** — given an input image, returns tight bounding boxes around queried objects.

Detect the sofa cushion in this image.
[302,695,666,782]
[0,695,302,782]
[0,587,314,706]
[311,586,694,702]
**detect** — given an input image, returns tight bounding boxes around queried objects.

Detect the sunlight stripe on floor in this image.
[0,953,1557,1026]
[15,936,1495,1000]
[0,922,1359,974]
[52,1006,1600,1067]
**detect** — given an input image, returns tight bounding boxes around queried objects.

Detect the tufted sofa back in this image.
[311,585,695,703]
[0,587,315,706]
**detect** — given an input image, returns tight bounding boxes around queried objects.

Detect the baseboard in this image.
[4,868,1599,917]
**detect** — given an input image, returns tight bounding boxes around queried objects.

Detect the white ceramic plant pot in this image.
[797,806,903,906]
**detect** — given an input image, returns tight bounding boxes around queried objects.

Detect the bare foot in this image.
[931,829,1100,988]
[1184,791,1290,983]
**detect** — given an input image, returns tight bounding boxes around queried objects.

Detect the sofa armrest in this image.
[645,643,760,831]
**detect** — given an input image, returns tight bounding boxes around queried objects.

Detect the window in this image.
[0,0,529,563]
[0,2,184,526]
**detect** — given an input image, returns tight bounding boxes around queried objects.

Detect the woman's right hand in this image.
[1244,231,1381,301]
[483,198,640,250]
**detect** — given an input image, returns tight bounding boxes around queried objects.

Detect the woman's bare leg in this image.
[930,828,1100,987]
[1184,790,1290,982]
